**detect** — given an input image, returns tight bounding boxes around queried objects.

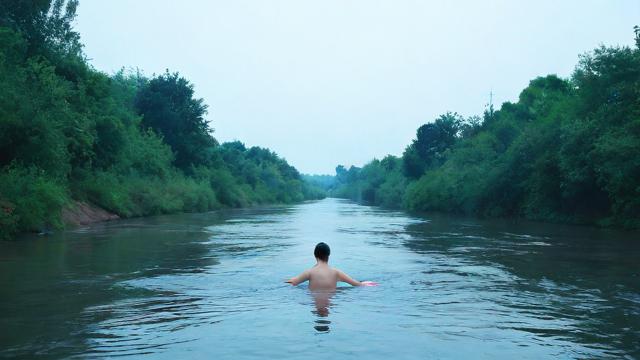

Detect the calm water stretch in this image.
[1,199,638,359]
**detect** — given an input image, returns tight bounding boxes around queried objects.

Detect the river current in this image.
[0,198,638,359]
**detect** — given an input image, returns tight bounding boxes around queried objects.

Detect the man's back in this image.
[286,242,372,289]
[308,264,339,291]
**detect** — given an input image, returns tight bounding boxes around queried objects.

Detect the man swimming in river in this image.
[286,242,376,290]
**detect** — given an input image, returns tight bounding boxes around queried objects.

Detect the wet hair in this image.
[314,242,330,262]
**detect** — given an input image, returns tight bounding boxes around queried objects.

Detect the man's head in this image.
[314,242,330,262]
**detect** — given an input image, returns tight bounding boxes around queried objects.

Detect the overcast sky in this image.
[75,1,638,174]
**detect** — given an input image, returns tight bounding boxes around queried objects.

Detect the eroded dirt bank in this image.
[62,201,119,227]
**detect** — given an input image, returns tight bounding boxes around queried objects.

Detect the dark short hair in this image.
[314,242,330,262]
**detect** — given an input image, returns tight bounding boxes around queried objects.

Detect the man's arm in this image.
[337,269,362,286]
[286,269,310,286]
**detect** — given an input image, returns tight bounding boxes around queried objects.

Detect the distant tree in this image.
[401,146,423,179]
[380,155,398,171]
[335,165,347,183]
[135,71,217,170]
[460,115,482,138]
[402,112,463,178]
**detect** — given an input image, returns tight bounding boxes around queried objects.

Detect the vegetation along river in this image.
[0,198,638,359]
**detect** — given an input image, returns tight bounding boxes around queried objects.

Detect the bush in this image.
[76,170,220,218]
[0,165,69,239]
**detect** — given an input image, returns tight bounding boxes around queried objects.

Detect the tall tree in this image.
[135,71,217,170]
[0,0,81,58]
[402,112,462,178]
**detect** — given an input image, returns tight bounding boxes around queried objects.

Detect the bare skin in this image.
[286,258,365,291]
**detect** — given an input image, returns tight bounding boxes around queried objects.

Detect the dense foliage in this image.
[0,1,322,240]
[332,30,640,228]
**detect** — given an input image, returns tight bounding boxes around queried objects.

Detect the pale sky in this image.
[75,1,638,174]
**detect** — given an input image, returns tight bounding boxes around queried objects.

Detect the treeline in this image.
[333,29,640,228]
[0,1,322,240]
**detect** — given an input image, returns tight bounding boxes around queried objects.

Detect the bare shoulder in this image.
[334,268,353,280]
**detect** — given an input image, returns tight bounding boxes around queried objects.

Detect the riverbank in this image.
[61,201,120,227]
[25,196,324,237]
[331,195,639,230]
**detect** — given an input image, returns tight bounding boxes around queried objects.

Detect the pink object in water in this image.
[361,281,378,286]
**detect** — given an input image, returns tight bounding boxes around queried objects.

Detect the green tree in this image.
[0,0,81,57]
[135,71,217,170]
[403,112,463,178]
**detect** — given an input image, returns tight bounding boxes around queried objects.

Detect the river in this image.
[0,198,638,359]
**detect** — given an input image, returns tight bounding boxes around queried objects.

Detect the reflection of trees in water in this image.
[402,214,640,356]
[403,216,639,290]
[311,291,334,333]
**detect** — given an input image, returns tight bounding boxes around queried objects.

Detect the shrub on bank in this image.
[76,170,219,218]
[0,166,69,240]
